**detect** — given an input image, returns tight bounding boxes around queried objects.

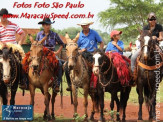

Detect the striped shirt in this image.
[0,21,23,44]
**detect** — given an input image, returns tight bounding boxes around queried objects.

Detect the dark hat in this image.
[0,8,12,16]
[148,12,156,19]
[38,18,55,25]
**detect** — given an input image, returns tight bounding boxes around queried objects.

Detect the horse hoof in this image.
[117,118,120,121]
[47,115,52,121]
[51,114,55,120]
[98,117,105,122]
[137,120,143,122]
[43,115,47,120]
[89,116,94,121]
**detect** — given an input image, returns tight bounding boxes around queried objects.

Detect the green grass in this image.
[18,73,163,103]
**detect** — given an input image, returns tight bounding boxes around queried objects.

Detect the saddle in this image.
[106,52,132,86]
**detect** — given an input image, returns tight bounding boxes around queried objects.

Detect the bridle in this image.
[29,42,44,75]
[66,43,80,62]
[93,53,118,92]
[0,53,18,87]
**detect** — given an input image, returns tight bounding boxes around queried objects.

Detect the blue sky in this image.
[1,0,110,32]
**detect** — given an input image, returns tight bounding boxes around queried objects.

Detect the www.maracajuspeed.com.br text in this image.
[2,12,94,20]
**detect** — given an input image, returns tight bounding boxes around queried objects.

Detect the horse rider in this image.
[36,18,64,92]
[65,18,104,91]
[105,30,124,54]
[131,12,163,74]
[0,8,26,89]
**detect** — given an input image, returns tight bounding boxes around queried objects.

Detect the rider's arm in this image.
[55,33,64,55]
[18,32,25,45]
[157,31,163,41]
[100,41,104,50]
[112,41,124,52]
[15,25,25,45]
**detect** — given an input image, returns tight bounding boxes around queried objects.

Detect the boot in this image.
[55,86,60,92]
[66,86,72,91]
[19,83,27,90]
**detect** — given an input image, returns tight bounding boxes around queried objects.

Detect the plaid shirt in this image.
[36,30,64,51]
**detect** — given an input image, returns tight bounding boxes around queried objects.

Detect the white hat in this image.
[77,18,94,26]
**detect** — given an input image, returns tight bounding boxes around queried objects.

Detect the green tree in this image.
[98,0,163,43]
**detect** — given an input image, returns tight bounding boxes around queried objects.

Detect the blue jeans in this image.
[56,56,63,86]
[131,49,141,72]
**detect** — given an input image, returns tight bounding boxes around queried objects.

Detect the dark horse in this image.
[136,30,163,121]
[0,47,22,105]
[92,49,131,121]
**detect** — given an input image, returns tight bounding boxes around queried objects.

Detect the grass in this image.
[17,73,163,103]
[3,74,162,121]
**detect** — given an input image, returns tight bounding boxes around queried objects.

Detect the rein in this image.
[137,44,163,70]
[97,54,119,92]
[70,56,86,88]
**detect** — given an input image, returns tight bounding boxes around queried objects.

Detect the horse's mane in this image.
[0,43,25,58]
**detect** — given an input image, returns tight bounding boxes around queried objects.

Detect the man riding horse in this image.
[0,8,26,89]
[65,18,104,91]
[36,18,64,92]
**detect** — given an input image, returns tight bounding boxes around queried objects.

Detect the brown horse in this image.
[136,30,163,121]
[65,33,98,120]
[28,35,58,120]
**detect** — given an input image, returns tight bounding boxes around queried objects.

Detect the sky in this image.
[0,0,110,32]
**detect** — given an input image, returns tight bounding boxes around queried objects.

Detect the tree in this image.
[98,0,163,43]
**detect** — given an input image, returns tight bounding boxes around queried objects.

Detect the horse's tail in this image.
[120,86,131,111]
[94,91,100,112]
[144,85,154,112]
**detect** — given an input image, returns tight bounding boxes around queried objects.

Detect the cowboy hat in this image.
[38,18,55,24]
[77,18,94,26]
[0,8,12,16]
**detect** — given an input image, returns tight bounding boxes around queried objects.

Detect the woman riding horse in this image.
[131,12,163,75]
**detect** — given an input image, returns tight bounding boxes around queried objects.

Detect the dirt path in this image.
[2,92,163,121]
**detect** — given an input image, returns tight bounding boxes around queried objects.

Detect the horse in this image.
[136,30,163,121]
[65,33,99,120]
[0,45,23,105]
[92,49,131,121]
[27,35,59,120]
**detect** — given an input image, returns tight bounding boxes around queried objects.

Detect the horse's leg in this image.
[136,82,144,120]
[40,88,47,120]
[121,87,131,121]
[83,85,88,119]
[89,92,95,120]
[51,91,57,120]
[29,84,35,106]
[71,84,78,118]
[1,86,8,105]
[43,84,51,120]
[29,83,35,119]
[115,94,120,121]
[10,84,18,105]
[110,93,115,121]
[98,90,104,121]
[152,92,156,121]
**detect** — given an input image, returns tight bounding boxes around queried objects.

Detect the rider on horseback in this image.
[105,30,124,54]
[36,18,64,92]
[0,8,26,89]
[65,19,104,91]
[131,12,163,78]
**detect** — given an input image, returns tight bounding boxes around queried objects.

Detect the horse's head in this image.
[0,47,12,84]
[92,49,106,76]
[139,30,156,60]
[65,33,79,70]
[29,34,47,71]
